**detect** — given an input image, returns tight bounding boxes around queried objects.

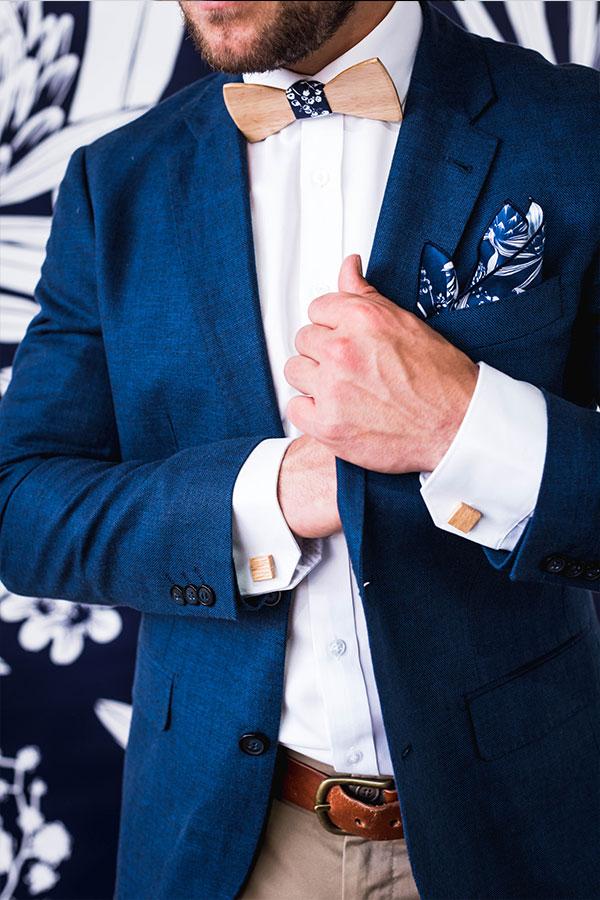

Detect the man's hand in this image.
[284,254,479,474]
[277,435,342,539]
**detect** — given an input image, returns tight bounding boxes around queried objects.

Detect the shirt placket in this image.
[299,114,379,775]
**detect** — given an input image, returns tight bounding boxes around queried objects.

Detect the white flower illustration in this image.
[0,829,13,876]
[0,0,185,356]
[31,822,71,866]
[23,861,58,895]
[0,745,72,900]
[0,587,123,665]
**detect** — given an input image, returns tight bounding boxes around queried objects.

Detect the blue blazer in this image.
[1,3,599,897]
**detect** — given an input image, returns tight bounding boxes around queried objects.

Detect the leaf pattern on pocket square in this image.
[455,199,545,308]
[416,198,545,318]
[416,243,458,318]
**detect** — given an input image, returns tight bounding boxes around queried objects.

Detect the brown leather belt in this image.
[276,752,404,841]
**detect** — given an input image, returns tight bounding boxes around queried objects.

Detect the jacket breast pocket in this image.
[429,274,563,352]
[464,625,599,762]
[131,648,175,732]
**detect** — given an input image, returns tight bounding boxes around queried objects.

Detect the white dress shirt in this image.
[231,0,548,775]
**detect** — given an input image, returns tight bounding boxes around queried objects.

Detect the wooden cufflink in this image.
[249,554,276,582]
[447,502,482,534]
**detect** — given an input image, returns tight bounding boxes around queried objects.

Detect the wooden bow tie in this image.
[223,57,402,143]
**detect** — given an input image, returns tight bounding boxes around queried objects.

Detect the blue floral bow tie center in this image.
[285,79,332,120]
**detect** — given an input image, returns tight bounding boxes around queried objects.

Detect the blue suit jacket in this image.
[1,3,599,897]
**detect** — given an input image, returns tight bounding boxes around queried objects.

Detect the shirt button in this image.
[328,639,347,658]
[345,748,363,766]
[311,168,329,187]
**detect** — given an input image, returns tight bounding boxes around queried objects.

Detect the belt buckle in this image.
[313,775,395,836]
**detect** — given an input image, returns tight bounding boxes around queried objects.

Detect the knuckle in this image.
[319,400,345,442]
[326,335,354,365]
[350,300,378,326]
[321,418,344,443]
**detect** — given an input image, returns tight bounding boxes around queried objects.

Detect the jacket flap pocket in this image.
[132,649,174,731]
[465,627,597,761]
[429,274,563,351]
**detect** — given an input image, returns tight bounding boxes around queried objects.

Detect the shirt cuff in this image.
[419,361,548,551]
[232,437,323,596]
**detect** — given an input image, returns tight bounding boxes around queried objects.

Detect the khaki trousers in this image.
[240,751,420,900]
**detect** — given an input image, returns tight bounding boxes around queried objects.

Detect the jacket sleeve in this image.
[484,250,600,592]
[0,146,267,621]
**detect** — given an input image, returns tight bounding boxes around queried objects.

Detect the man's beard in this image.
[181,1,357,74]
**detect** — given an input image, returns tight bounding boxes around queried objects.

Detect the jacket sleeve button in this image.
[564,560,584,578]
[239,733,270,756]
[170,584,186,605]
[197,584,216,606]
[263,590,282,607]
[542,555,566,574]
[584,563,600,581]
[184,584,200,605]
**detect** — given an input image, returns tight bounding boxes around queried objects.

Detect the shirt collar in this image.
[242,0,423,105]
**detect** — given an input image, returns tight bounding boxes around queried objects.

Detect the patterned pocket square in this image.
[416,197,545,319]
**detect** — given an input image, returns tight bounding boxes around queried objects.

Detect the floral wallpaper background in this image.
[0,2,599,897]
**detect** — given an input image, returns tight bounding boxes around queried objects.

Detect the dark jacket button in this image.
[239,733,270,756]
[184,584,200,605]
[564,560,584,578]
[170,584,186,605]
[263,590,281,607]
[542,555,566,574]
[197,584,216,606]
[584,563,600,581]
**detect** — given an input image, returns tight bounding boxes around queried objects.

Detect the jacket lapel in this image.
[168,74,284,439]
[167,3,501,592]
[339,1,500,594]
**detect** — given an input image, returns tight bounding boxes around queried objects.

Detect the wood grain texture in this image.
[223,57,401,143]
[447,502,483,533]
[249,554,277,582]
[325,57,402,122]
[223,82,294,142]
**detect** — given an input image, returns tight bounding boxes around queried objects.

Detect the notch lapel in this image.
[168,74,284,439]
[338,1,500,595]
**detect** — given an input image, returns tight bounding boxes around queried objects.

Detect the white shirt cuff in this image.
[232,437,323,596]
[419,361,548,551]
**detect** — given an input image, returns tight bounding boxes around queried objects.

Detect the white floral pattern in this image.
[285,78,331,119]
[0,745,72,899]
[0,586,122,665]
[0,3,598,897]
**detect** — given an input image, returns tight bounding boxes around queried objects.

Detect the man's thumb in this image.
[338,254,373,295]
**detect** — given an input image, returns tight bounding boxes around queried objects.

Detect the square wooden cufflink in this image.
[447,502,482,534]
[249,554,276,582]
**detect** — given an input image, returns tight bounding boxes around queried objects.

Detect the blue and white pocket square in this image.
[416,198,545,319]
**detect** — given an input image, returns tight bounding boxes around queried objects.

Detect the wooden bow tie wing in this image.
[223,82,294,143]
[223,57,402,143]
[325,58,402,122]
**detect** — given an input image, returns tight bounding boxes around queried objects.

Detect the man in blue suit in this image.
[0,1,599,896]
